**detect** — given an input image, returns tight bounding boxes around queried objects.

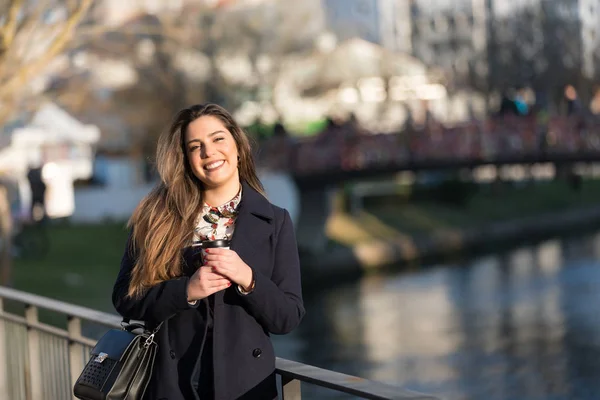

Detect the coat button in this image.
[252,348,262,358]
[169,350,176,359]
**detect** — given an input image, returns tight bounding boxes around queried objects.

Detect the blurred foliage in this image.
[245,122,276,142]
[286,119,329,137]
[245,118,329,142]
[413,178,478,208]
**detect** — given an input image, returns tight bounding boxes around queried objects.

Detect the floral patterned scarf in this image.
[193,187,242,243]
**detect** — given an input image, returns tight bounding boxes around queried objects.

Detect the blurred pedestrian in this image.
[26,163,46,222]
[112,103,304,400]
[565,85,583,116]
[499,90,519,116]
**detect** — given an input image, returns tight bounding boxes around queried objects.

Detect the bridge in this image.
[260,116,600,252]
[0,286,439,400]
[292,152,600,186]
[285,116,598,182]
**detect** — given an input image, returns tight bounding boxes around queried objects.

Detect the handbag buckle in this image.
[143,333,155,348]
[94,352,108,363]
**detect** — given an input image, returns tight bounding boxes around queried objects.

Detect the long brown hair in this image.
[127,104,265,298]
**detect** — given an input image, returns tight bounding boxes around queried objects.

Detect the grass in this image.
[363,179,600,237]
[12,221,129,314]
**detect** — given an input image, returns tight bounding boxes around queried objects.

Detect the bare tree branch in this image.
[73,24,189,45]
[0,0,25,53]
[0,0,92,104]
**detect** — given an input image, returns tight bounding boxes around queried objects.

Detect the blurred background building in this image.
[3,0,600,222]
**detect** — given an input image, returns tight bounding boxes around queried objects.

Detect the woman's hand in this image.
[187,266,231,301]
[202,248,254,291]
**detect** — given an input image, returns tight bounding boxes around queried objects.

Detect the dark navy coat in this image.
[112,181,305,400]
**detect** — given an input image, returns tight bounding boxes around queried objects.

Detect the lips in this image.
[204,160,225,171]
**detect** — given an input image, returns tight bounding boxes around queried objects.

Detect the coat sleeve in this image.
[237,208,305,334]
[112,231,199,325]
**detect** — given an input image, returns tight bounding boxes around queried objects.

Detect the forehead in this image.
[185,115,229,141]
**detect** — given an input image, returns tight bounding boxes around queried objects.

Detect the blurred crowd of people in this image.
[281,116,600,174]
[255,84,600,176]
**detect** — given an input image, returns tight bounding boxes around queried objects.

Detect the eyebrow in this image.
[187,130,226,145]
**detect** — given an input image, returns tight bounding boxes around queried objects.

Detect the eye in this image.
[189,145,200,152]
[214,137,224,142]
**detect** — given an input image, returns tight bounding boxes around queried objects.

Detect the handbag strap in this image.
[121,318,163,335]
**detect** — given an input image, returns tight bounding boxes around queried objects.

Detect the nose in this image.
[201,143,215,158]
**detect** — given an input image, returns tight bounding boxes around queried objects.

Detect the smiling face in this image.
[184,115,240,191]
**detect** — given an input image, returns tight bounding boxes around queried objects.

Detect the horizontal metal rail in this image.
[0,311,97,347]
[0,286,122,328]
[0,286,439,400]
[276,358,439,400]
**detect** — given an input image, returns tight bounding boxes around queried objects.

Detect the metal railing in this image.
[0,286,439,400]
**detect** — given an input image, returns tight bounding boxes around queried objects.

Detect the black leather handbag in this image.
[73,320,161,400]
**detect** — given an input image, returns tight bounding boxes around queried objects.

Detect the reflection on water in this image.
[273,231,600,399]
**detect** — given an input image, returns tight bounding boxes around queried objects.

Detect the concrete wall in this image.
[71,184,154,223]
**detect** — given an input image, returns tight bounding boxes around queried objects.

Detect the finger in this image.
[203,254,228,262]
[210,267,232,280]
[200,265,227,274]
[205,248,232,256]
[210,264,234,275]
[199,267,229,280]
[198,266,214,274]
[220,283,232,291]
[204,259,232,270]
[209,282,232,294]
[204,272,229,280]
[208,279,231,288]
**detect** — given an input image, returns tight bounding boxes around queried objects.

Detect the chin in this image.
[201,174,235,189]
[204,179,226,188]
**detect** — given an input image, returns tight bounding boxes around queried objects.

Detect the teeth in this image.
[205,161,224,170]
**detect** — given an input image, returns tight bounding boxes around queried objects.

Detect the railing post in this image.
[281,376,301,400]
[68,316,83,400]
[0,298,6,398]
[25,305,42,400]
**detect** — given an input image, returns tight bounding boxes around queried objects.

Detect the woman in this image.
[112,104,305,400]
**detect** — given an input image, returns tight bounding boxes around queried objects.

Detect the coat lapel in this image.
[230,181,274,256]
[214,181,274,307]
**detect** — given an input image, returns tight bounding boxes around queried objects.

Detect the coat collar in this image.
[215,180,273,307]
[236,180,273,222]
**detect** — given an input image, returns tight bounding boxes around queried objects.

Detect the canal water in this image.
[272,230,600,400]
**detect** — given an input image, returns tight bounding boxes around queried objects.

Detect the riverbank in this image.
[10,180,600,313]
[302,179,600,284]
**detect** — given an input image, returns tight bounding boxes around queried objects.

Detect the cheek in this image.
[188,152,202,172]
[225,144,238,161]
